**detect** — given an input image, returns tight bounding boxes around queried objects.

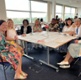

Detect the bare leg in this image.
[69,57,74,63]
[14,57,26,79]
[18,52,28,77]
[63,52,72,62]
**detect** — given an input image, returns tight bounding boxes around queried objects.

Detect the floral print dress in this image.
[0,33,20,70]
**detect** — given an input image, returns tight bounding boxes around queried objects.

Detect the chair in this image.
[74,57,81,77]
[0,55,12,80]
[70,57,81,77]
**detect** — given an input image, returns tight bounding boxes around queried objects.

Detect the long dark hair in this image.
[66,18,73,26]
[0,20,5,26]
[23,19,29,25]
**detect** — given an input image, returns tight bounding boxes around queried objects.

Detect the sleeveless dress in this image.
[0,33,20,70]
[7,29,23,53]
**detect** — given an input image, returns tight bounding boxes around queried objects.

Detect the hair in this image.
[0,20,5,26]
[7,19,14,29]
[52,18,56,21]
[40,18,43,22]
[23,19,29,25]
[34,19,41,27]
[74,18,81,23]
[66,18,73,26]
[7,19,13,22]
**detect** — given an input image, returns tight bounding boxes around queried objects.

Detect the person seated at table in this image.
[48,18,59,32]
[58,18,65,32]
[20,19,32,36]
[5,19,24,55]
[62,18,76,36]
[57,18,81,68]
[0,20,27,79]
[74,18,81,39]
[33,19,42,32]
[57,39,81,68]
[33,19,43,49]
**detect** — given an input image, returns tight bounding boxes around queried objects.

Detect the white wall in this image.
[0,0,7,20]
[78,8,81,18]
[47,1,56,22]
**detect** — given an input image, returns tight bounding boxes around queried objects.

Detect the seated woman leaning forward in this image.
[0,20,28,79]
[57,39,81,69]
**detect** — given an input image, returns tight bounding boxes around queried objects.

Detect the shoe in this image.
[57,61,69,66]
[59,64,70,69]
[14,75,26,80]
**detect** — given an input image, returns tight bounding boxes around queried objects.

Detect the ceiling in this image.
[42,0,81,8]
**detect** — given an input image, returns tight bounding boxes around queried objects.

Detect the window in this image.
[31,1,47,22]
[7,11,30,24]
[5,0,30,11]
[56,5,63,19]
[5,0,48,24]
[64,7,75,19]
[31,13,47,23]
[31,1,47,12]
[55,4,76,20]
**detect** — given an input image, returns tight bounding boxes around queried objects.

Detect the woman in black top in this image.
[20,19,32,36]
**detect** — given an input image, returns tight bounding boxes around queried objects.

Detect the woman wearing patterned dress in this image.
[0,20,27,79]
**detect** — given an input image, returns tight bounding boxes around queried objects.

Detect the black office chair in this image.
[74,57,81,77]
[70,56,81,77]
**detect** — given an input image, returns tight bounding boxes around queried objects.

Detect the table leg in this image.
[39,46,59,72]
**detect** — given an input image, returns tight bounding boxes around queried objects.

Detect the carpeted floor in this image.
[0,47,81,80]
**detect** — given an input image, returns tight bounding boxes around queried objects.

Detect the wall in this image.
[78,8,81,18]
[0,0,7,20]
[47,1,56,22]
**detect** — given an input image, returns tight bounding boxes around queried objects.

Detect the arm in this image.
[77,27,81,38]
[27,26,32,34]
[78,40,81,43]
[20,26,23,35]
[75,40,81,44]
[6,36,15,41]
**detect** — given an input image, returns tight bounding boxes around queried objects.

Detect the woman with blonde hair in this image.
[5,19,28,77]
[6,19,24,54]
[33,19,42,32]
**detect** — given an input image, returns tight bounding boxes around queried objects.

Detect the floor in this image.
[0,47,81,80]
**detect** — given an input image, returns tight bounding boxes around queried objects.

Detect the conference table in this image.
[18,32,77,72]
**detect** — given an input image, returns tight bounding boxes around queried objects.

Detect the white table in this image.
[18,32,77,72]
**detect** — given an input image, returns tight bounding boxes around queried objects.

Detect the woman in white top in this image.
[57,18,81,69]
[62,18,76,36]
[5,19,28,77]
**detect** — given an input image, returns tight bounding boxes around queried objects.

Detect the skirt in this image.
[68,44,81,58]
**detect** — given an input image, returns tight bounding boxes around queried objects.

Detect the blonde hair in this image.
[7,19,15,29]
[34,19,41,27]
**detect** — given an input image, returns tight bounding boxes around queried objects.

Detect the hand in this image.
[14,36,18,40]
[75,40,78,43]
[68,31,75,36]
[5,46,9,50]
[22,34,26,37]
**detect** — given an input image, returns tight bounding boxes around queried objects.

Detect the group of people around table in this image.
[0,17,81,80]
